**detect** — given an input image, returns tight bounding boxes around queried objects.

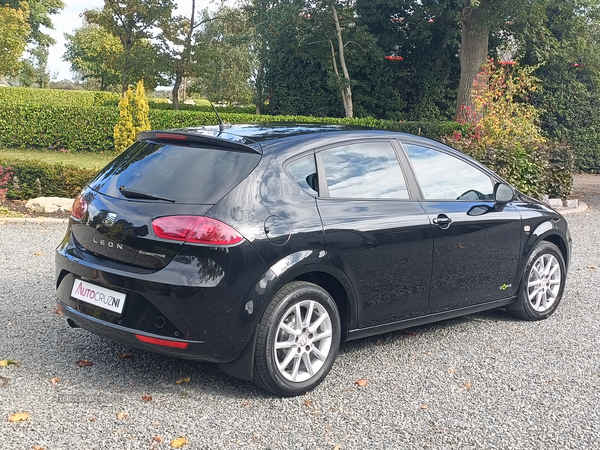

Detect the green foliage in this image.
[0,157,97,199]
[114,80,151,153]
[4,0,64,48]
[64,23,122,91]
[0,86,119,107]
[0,103,117,152]
[84,0,174,92]
[0,165,13,203]
[114,88,135,153]
[0,3,30,77]
[448,59,573,198]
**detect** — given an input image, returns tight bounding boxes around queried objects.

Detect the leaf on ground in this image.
[53,308,63,316]
[333,446,342,450]
[0,376,9,387]
[50,377,59,386]
[461,382,472,389]
[142,395,152,402]
[171,437,189,448]
[89,417,97,422]
[33,251,44,256]
[117,412,127,420]
[151,422,160,427]
[586,265,598,269]
[355,378,368,387]
[404,331,417,336]
[421,404,429,410]
[175,377,191,384]
[33,446,45,450]
[76,359,93,367]
[0,359,20,368]
[8,412,30,422]
[153,437,164,443]
[117,352,133,359]
[448,367,457,373]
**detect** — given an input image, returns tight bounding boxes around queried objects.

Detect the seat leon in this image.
[55,123,571,396]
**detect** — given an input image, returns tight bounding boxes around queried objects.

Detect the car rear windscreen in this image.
[89,141,261,204]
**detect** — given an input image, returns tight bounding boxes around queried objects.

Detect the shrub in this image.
[114,81,151,153]
[0,158,98,200]
[448,59,572,198]
[0,165,13,203]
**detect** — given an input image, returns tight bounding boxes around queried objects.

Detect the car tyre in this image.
[253,281,341,397]
[509,241,566,321]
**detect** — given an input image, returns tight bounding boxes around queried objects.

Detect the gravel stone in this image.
[1,177,599,449]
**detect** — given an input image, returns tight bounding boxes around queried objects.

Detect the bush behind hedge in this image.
[0,86,120,107]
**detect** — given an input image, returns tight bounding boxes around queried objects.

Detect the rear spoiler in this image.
[137,131,262,154]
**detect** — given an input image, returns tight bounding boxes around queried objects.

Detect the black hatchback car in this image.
[55,123,571,396]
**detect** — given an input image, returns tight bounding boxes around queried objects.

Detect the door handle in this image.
[433,214,452,229]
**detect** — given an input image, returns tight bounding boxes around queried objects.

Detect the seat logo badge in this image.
[500,284,512,291]
[103,213,117,227]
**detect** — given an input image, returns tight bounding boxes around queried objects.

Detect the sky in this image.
[45,0,216,81]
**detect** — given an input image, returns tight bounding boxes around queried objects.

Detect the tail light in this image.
[71,192,88,220]
[152,216,243,246]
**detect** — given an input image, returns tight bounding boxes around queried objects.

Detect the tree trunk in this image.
[172,0,196,110]
[255,60,264,115]
[172,68,183,110]
[329,2,353,118]
[456,1,489,122]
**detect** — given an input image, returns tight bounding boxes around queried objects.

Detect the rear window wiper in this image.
[119,186,175,203]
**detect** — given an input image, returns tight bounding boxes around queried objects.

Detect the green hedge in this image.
[0,86,120,107]
[0,103,460,153]
[0,104,118,152]
[0,159,98,200]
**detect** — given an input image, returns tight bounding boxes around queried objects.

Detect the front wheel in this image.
[253,281,341,397]
[508,241,566,321]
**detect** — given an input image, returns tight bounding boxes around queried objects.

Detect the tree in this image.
[453,0,551,120]
[64,23,122,91]
[84,0,174,95]
[0,3,30,77]
[5,0,64,47]
[187,6,255,106]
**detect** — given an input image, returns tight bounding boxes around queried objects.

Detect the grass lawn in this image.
[0,147,115,170]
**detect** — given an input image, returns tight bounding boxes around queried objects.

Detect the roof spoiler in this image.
[137,131,261,154]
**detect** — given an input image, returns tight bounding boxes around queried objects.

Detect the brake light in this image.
[155,133,187,141]
[135,334,188,349]
[152,216,244,246]
[71,192,88,220]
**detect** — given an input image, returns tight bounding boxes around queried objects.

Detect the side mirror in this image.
[494,182,515,204]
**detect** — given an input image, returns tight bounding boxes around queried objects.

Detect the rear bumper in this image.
[55,233,276,364]
[58,302,208,360]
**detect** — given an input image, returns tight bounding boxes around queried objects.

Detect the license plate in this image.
[71,279,126,315]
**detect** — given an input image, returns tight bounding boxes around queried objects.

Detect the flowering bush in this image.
[447,59,573,198]
[0,165,13,203]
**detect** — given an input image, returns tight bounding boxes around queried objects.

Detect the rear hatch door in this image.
[72,138,261,269]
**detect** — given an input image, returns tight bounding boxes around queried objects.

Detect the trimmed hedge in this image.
[0,104,118,152]
[0,86,120,107]
[0,158,98,199]
[0,103,461,153]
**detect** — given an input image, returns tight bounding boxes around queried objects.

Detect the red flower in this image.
[385,56,403,61]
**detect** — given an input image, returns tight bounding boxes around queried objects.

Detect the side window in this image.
[404,144,493,200]
[319,141,409,199]
[287,153,318,194]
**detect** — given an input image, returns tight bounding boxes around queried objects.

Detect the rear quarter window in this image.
[90,141,261,204]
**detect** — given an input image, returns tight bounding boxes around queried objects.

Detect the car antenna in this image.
[210,102,230,132]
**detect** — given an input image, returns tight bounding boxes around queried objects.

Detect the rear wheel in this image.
[253,281,341,397]
[509,241,566,321]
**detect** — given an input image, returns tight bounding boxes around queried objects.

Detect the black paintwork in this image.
[55,123,571,379]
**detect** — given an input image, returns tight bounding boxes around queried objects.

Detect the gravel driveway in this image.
[1,180,599,449]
